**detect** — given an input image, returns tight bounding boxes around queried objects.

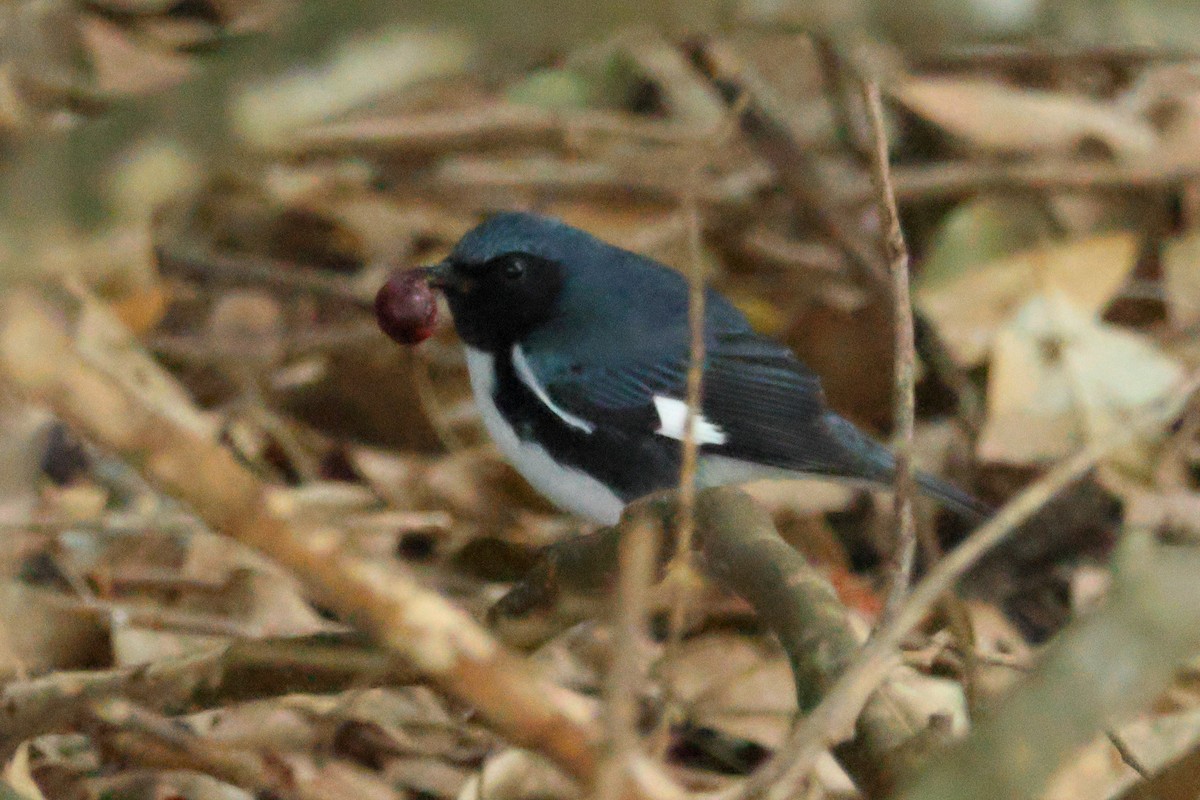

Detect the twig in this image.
[155,237,372,307]
[1106,729,1151,780]
[745,372,1200,800]
[595,512,662,800]
[429,153,771,212]
[0,287,605,787]
[872,158,1200,203]
[283,104,720,157]
[859,79,918,626]
[911,42,1200,71]
[654,158,710,756]
[655,88,750,756]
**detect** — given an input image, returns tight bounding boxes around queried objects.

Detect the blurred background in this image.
[2,1,1200,799]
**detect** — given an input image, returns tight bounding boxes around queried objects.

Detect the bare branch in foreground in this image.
[0,287,605,788]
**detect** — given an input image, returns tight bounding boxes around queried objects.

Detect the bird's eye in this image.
[503,258,526,281]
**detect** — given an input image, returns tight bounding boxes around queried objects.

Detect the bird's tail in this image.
[913,470,991,523]
[823,413,990,524]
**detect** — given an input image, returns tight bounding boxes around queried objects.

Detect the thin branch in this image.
[595,512,663,800]
[875,158,1200,203]
[653,164,710,755]
[859,79,918,626]
[656,88,750,755]
[686,38,890,297]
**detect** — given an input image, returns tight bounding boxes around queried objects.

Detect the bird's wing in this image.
[524,328,887,480]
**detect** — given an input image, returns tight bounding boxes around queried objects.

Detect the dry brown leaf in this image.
[457,749,575,800]
[0,392,52,525]
[978,293,1185,465]
[1045,710,1200,800]
[111,626,227,667]
[917,233,1138,365]
[892,77,1158,158]
[661,633,795,748]
[1163,230,1200,329]
[4,743,48,800]
[81,14,191,96]
[0,582,110,677]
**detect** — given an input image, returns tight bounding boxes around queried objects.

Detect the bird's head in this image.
[423,212,591,351]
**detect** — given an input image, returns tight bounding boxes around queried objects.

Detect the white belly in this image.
[463,347,625,524]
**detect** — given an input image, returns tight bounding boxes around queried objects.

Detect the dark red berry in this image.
[375,268,438,345]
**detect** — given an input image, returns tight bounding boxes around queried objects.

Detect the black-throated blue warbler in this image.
[384,211,987,525]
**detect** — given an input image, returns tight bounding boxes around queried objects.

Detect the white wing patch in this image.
[652,396,728,445]
[511,345,596,434]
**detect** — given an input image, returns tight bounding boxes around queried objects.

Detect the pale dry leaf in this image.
[1163,229,1200,329]
[219,567,337,637]
[965,599,1034,702]
[917,233,1138,365]
[1044,710,1200,800]
[234,27,473,148]
[386,756,472,799]
[877,665,969,739]
[661,633,796,748]
[457,749,575,800]
[1125,490,1200,543]
[189,701,319,751]
[81,14,191,96]
[892,77,1158,158]
[978,293,1186,465]
[1120,63,1200,170]
[0,390,52,525]
[111,626,226,667]
[0,582,109,677]
[4,742,48,800]
[1068,564,1111,615]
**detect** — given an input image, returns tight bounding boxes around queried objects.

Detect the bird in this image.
[422,211,988,526]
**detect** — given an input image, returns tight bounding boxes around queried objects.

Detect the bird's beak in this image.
[420,261,470,292]
[421,262,456,290]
